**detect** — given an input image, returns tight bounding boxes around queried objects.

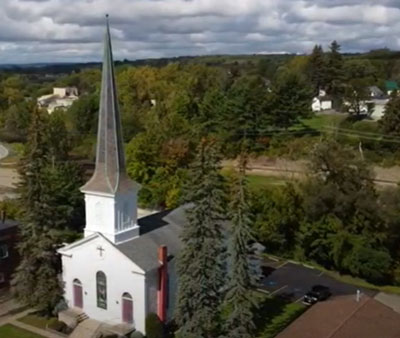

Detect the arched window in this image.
[96,271,107,309]
[122,293,133,324]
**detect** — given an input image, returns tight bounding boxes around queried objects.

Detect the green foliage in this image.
[12,108,84,314]
[0,324,44,338]
[251,139,400,284]
[269,71,313,129]
[380,94,400,136]
[223,156,257,338]
[342,243,391,283]
[326,41,345,98]
[257,303,305,338]
[307,45,328,93]
[175,139,227,338]
[251,184,303,255]
[145,313,164,338]
[67,93,99,135]
[0,198,21,220]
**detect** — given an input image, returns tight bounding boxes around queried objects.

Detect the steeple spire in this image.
[81,16,136,195]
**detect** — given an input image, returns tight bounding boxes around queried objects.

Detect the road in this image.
[0,144,18,201]
[260,259,376,303]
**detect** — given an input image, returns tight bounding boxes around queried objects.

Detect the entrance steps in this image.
[69,319,103,338]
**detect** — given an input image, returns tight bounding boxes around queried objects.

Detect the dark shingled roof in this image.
[277,295,400,338]
[0,219,18,232]
[116,208,185,272]
[81,17,137,195]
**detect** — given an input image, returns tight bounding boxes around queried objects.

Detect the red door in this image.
[122,294,133,324]
[73,280,83,309]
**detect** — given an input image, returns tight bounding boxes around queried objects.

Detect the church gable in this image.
[59,233,145,275]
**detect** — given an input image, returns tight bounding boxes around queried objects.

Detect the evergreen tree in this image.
[224,152,257,338]
[379,93,400,136]
[326,41,345,98]
[12,108,84,313]
[175,138,227,338]
[12,108,63,313]
[308,45,328,94]
[269,71,313,129]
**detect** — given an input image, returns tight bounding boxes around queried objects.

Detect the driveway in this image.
[260,260,376,303]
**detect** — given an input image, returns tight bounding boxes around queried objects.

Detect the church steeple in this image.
[82,16,140,244]
[81,15,136,196]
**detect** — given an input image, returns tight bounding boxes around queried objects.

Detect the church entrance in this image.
[122,293,133,324]
[73,279,83,309]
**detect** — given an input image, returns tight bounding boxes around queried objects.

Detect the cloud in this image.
[0,0,397,63]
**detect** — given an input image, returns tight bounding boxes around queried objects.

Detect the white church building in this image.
[58,18,182,336]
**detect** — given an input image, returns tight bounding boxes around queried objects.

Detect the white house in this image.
[57,19,181,337]
[37,87,78,114]
[311,96,332,112]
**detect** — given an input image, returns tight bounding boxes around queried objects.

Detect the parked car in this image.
[303,285,332,305]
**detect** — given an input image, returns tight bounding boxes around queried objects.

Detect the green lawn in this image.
[0,324,45,338]
[247,174,290,190]
[301,114,346,131]
[18,313,56,330]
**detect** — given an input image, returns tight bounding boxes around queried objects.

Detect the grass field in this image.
[247,174,290,190]
[0,324,44,338]
[301,114,347,131]
[18,313,56,330]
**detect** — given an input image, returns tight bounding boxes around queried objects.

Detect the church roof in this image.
[0,219,18,232]
[81,16,138,195]
[116,209,185,272]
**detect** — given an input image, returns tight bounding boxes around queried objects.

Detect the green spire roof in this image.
[81,16,137,195]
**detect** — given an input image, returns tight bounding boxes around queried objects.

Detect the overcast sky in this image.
[0,0,399,64]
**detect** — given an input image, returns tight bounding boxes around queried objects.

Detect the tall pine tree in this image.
[12,108,84,314]
[224,152,257,338]
[308,45,328,94]
[326,40,345,99]
[175,138,227,338]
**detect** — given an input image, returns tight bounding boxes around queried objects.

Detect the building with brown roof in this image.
[277,295,400,338]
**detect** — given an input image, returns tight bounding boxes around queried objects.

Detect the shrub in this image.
[259,303,305,338]
[130,331,144,338]
[145,313,164,338]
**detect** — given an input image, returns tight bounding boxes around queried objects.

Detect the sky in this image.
[0,0,399,64]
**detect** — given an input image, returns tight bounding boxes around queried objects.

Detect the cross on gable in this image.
[97,245,105,257]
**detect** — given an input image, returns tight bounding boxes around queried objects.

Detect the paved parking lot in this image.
[260,259,376,303]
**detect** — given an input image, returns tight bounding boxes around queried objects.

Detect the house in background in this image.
[0,217,19,289]
[385,81,399,96]
[368,86,384,99]
[37,87,79,114]
[311,90,333,112]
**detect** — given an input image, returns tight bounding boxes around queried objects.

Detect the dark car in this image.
[303,285,332,305]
